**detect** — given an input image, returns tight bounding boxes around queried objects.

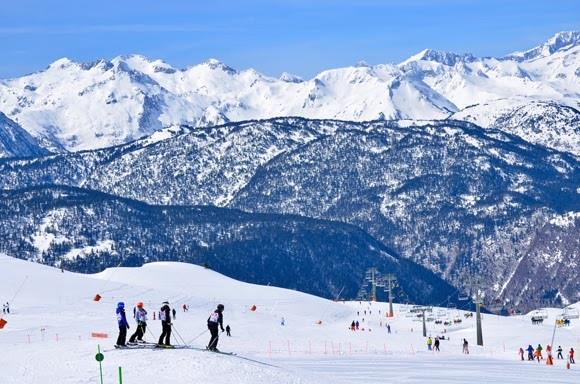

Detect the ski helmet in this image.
[117,302,125,308]
[137,302,144,308]
[217,304,225,311]
[162,301,169,305]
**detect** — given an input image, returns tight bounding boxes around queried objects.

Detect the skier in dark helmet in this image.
[157,301,172,346]
[207,304,225,351]
[115,302,130,348]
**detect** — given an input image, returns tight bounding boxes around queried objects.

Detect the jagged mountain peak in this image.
[401,48,477,66]
[197,58,237,74]
[506,30,580,61]
[280,72,304,83]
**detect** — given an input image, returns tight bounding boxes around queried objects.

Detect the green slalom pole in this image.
[95,345,104,384]
[118,366,123,384]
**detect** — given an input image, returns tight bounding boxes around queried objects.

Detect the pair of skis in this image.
[108,343,277,368]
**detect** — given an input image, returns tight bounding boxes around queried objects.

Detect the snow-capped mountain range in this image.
[0,31,578,153]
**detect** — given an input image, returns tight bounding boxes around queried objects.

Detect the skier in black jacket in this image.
[207,304,225,351]
[158,301,172,346]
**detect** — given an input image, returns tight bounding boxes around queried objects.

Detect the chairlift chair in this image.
[563,307,579,320]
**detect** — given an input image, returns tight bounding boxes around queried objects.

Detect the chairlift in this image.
[562,307,579,320]
[530,309,549,320]
[458,294,469,301]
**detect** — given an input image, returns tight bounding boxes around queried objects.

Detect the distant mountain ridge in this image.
[0,31,578,153]
[0,185,461,306]
[0,117,577,312]
[0,112,49,158]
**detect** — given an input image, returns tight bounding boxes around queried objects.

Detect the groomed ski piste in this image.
[1,254,578,383]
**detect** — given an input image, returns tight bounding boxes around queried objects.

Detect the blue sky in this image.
[1,0,579,79]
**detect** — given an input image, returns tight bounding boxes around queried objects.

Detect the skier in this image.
[557,346,563,359]
[462,339,469,354]
[434,337,440,352]
[355,321,359,330]
[526,345,534,361]
[207,304,225,351]
[157,301,172,346]
[182,304,187,312]
[5,302,9,314]
[226,324,231,337]
[115,302,130,347]
[172,308,176,320]
[518,347,524,361]
[570,348,575,364]
[427,337,433,351]
[351,320,356,331]
[128,302,147,344]
[387,324,391,334]
[281,317,285,326]
[535,344,543,362]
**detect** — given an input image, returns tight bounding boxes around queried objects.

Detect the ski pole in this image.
[187,329,208,345]
[171,324,188,346]
[146,326,157,342]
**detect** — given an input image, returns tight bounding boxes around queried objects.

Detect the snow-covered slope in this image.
[1,255,578,384]
[450,100,580,155]
[0,112,49,158]
[0,32,578,152]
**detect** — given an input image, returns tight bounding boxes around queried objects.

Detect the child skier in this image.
[115,302,130,347]
[535,344,543,362]
[157,301,172,346]
[526,345,534,361]
[207,304,225,351]
[128,302,148,344]
[570,348,575,364]
[226,324,231,336]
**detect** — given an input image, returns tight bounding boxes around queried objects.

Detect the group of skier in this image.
[115,301,229,352]
[520,344,575,364]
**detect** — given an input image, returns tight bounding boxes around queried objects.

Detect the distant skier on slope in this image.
[526,345,534,361]
[226,324,231,336]
[462,339,469,354]
[158,301,172,346]
[115,302,130,348]
[518,347,524,361]
[535,344,543,362]
[172,308,176,320]
[557,346,563,359]
[207,304,225,351]
[434,337,440,352]
[387,324,391,334]
[427,337,433,351]
[570,348,575,364]
[351,321,356,331]
[128,302,148,344]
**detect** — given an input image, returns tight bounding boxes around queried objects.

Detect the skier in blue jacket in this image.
[116,302,130,347]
